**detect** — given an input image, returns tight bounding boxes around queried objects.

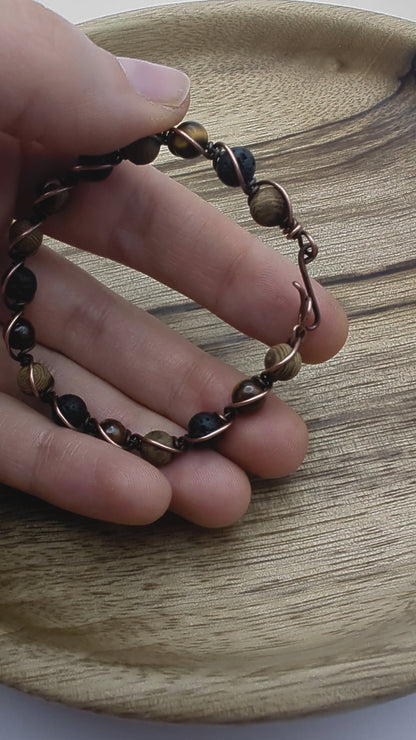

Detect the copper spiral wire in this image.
[183,415,233,445]
[52,395,77,429]
[137,435,182,455]
[3,310,27,360]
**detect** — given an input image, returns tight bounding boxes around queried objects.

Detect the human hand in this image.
[0,0,348,527]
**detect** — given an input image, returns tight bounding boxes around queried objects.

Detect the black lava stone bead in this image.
[187,412,224,440]
[55,394,89,428]
[8,318,35,350]
[3,266,37,306]
[213,146,256,188]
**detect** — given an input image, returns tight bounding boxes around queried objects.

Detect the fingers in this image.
[1,0,189,154]
[22,245,309,480]
[0,393,172,525]
[0,354,252,528]
[46,162,348,364]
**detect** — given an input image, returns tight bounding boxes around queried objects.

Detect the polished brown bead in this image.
[8,318,35,351]
[32,179,69,220]
[264,343,302,382]
[121,136,161,165]
[17,363,53,395]
[249,186,288,227]
[100,418,128,446]
[231,378,267,414]
[141,430,176,466]
[9,220,43,259]
[167,121,208,159]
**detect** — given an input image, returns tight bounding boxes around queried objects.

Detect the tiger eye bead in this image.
[9,220,43,259]
[100,418,128,446]
[121,136,161,165]
[167,121,208,159]
[7,318,35,351]
[32,179,69,220]
[264,343,302,382]
[231,378,267,414]
[249,186,288,227]
[17,363,53,396]
[141,430,176,466]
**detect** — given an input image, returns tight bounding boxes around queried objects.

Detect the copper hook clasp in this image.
[296,230,321,332]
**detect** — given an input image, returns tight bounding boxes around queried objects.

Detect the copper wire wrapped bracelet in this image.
[2,121,321,467]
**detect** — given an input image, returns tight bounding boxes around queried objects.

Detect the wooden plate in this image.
[1,0,415,723]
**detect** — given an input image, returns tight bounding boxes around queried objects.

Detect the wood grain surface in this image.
[0,0,415,723]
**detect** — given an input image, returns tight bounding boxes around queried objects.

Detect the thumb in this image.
[0,0,190,155]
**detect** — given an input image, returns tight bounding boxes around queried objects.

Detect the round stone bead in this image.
[141,430,176,466]
[167,121,208,158]
[249,186,288,227]
[187,412,225,440]
[121,136,161,165]
[17,363,53,396]
[213,146,256,188]
[264,343,302,382]
[55,394,89,428]
[3,265,37,306]
[8,318,35,351]
[231,378,266,414]
[32,179,69,221]
[9,220,43,259]
[100,418,128,446]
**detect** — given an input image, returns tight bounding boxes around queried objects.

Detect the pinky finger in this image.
[0,393,172,524]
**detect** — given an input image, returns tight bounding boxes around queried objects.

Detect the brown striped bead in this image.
[141,430,176,466]
[264,343,302,382]
[17,363,53,395]
[9,220,43,259]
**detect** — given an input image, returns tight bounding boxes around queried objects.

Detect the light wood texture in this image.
[0,0,415,723]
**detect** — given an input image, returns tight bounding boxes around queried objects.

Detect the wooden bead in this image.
[168,121,208,158]
[100,419,128,446]
[9,220,43,259]
[121,136,161,165]
[264,343,302,382]
[231,378,266,414]
[17,363,53,395]
[141,431,176,466]
[249,186,288,227]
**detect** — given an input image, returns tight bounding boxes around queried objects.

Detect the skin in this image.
[0,0,348,527]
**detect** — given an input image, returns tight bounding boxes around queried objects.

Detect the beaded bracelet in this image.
[2,121,321,467]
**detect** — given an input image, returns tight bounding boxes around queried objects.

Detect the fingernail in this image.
[117,57,190,107]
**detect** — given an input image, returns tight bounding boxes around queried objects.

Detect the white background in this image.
[1,0,415,738]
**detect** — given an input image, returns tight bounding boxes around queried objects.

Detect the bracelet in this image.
[2,121,321,467]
